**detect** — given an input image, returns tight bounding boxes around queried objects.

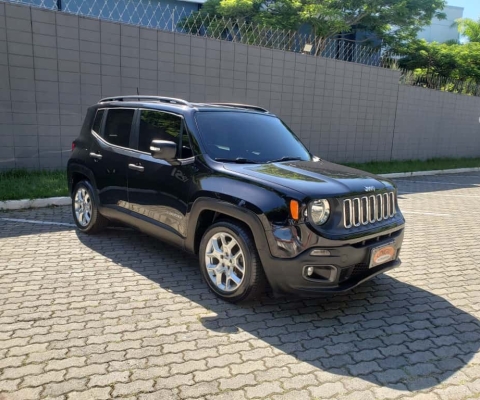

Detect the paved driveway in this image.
[1,174,480,400]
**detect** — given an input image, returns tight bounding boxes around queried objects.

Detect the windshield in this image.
[195,111,312,163]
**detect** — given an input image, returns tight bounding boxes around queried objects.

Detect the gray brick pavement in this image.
[1,174,480,399]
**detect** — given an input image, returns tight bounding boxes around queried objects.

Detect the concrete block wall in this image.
[1,2,480,170]
[392,86,480,160]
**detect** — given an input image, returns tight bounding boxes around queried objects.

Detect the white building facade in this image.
[417,5,464,43]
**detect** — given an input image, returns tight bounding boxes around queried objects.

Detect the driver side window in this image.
[138,110,182,155]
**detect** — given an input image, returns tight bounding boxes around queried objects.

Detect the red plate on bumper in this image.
[370,243,396,268]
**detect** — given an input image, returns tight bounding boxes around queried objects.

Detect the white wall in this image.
[417,5,464,43]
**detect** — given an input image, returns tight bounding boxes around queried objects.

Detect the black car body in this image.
[68,96,405,302]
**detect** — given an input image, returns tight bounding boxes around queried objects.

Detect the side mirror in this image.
[150,140,177,160]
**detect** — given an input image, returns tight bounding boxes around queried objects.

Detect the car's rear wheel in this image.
[199,221,266,303]
[72,180,108,234]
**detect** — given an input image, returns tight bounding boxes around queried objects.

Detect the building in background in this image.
[417,5,464,43]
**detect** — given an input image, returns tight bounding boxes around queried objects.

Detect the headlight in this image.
[310,199,330,225]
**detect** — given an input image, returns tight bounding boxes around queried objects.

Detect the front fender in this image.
[185,197,272,257]
[190,173,294,225]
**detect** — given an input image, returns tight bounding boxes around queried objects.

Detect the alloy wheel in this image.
[205,232,245,292]
[74,187,92,227]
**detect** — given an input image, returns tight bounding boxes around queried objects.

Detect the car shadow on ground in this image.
[77,228,480,392]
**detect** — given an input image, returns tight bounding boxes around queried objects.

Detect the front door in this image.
[88,108,136,212]
[127,109,195,238]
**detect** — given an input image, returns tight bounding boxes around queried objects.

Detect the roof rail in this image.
[207,103,269,113]
[99,95,190,106]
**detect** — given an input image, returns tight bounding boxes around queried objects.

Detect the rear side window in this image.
[92,109,104,135]
[103,109,135,148]
[138,110,181,154]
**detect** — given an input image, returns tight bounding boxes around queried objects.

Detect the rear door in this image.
[127,109,195,238]
[88,107,136,212]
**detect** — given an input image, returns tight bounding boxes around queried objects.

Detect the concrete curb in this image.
[0,196,71,211]
[379,167,480,178]
[1,167,479,211]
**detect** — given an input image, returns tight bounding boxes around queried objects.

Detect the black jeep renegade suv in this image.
[67,95,405,303]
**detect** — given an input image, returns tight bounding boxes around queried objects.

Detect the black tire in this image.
[199,220,267,303]
[71,180,108,234]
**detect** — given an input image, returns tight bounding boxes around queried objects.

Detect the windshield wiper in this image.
[267,156,303,163]
[214,157,261,164]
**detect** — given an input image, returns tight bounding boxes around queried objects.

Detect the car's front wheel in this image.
[72,180,108,234]
[199,221,266,303]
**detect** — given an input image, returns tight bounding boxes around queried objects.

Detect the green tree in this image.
[398,40,456,76]
[447,42,480,82]
[455,17,480,43]
[180,0,447,52]
[398,39,480,83]
[178,0,264,43]
[397,38,480,95]
[289,0,446,50]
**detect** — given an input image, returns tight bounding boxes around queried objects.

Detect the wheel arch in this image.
[186,198,272,261]
[68,163,97,197]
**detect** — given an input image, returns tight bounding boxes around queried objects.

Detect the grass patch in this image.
[345,157,480,175]
[0,169,68,201]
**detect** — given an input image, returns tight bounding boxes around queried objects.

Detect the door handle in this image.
[128,163,144,172]
[89,152,102,160]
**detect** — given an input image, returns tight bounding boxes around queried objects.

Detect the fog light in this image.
[303,265,338,282]
[311,249,331,256]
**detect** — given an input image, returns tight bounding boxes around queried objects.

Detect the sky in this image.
[447,0,480,20]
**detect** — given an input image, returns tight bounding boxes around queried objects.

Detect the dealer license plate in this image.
[369,243,396,269]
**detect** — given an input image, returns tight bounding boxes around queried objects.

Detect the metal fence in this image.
[4,0,478,96]
[4,0,396,68]
[400,70,480,97]
[177,13,395,67]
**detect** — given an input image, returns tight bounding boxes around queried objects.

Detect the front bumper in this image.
[260,227,404,296]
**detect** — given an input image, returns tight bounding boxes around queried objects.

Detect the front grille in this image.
[338,263,371,283]
[349,263,370,280]
[343,192,396,228]
[338,268,350,283]
[338,263,370,283]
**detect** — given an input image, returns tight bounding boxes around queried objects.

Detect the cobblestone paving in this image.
[1,174,480,400]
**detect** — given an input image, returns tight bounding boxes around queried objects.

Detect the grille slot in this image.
[349,263,370,280]
[344,192,396,228]
[338,263,371,283]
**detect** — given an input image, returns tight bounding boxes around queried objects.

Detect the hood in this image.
[222,159,394,198]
